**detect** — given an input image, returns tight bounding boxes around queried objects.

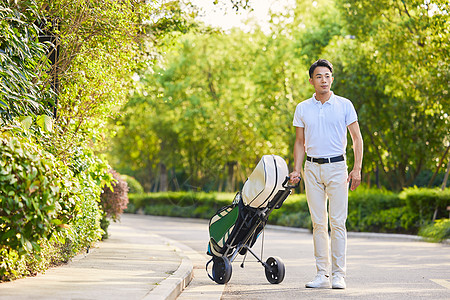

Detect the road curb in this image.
[143,236,194,300]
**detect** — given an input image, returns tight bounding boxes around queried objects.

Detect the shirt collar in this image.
[313,91,335,105]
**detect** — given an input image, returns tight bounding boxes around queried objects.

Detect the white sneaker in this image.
[305,274,331,288]
[332,275,346,289]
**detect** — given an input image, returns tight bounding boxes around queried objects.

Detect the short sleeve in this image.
[293,104,304,127]
[345,100,358,126]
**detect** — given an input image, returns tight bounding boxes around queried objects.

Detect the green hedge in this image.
[127,187,450,238]
[347,187,449,234]
[419,219,450,242]
[0,135,113,281]
[400,187,450,225]
[0,137,72,256]
[347,188,406,233]
[126,192,231,219]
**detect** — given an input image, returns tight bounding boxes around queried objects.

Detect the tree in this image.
[109,0,449,191]
[110,26,307,191]
[330,0,449,189]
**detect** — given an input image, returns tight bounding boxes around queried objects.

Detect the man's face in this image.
[309,66,333,95]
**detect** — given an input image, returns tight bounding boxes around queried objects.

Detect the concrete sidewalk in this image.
[0,217,193,300]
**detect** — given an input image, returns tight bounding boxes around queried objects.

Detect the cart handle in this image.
[282,176,300,189]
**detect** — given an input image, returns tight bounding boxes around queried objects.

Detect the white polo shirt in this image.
[293,92,358,158]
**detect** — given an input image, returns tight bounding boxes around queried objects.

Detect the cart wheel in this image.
[265,256,285,284]
[212,256,232,284]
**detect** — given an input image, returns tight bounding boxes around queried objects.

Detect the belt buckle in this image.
[317,158,325,164]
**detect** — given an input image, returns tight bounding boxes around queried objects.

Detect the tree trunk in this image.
[152,176,159,193]
[226,161,237,192]
[218,179,223,192]
[146,160,155,193]
[375,166,381,189]
[428,145,450,187]
[237,163,247,190]
[431,159,450,221]
[441,159,450,190]
[159,163,168,192]
[366,171,371,188]
[171,168,180,191]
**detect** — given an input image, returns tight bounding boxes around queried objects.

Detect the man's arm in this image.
[347,121,363,191]
[289,126,305,183]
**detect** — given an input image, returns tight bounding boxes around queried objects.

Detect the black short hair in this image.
[309,59,333,78]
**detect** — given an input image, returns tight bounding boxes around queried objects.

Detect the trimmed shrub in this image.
[361,207,417,234]
[0,134,112,281]
[275,211,312,230]
[59,146,111,255]
[347,188,402,232]
[269,193,309,226]
[419,219,450,242]
[126,192,230,218]
[400,187,450,225]
[120,174,144,194]
[126,187,450,238]
[0,136,74,279]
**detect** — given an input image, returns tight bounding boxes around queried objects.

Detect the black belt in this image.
[306,155,345,164]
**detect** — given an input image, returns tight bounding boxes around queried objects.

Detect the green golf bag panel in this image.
[208,204,239,257]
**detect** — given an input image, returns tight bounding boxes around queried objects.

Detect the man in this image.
[289,59,363,289]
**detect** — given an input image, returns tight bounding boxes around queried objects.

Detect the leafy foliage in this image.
[348,187,450,233]
[400,187,450,224]
[0,0,53,122]
[110,28,304,191]
[330,0,450,189]
[0,136,73,257]
[0,0,204,281]
[419,218,450,242]
[0,130,111,280]
[36,0,148,154]
[0,0,217,282]
[126,192,229,219]
[346,188,402,231]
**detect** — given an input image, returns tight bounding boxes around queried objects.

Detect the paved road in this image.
[130,215,450,300]
[2,214,448,299]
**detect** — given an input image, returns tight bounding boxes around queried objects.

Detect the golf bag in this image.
[206,155,298,284]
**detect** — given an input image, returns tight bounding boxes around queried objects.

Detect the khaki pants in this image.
[304,160,348,277]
